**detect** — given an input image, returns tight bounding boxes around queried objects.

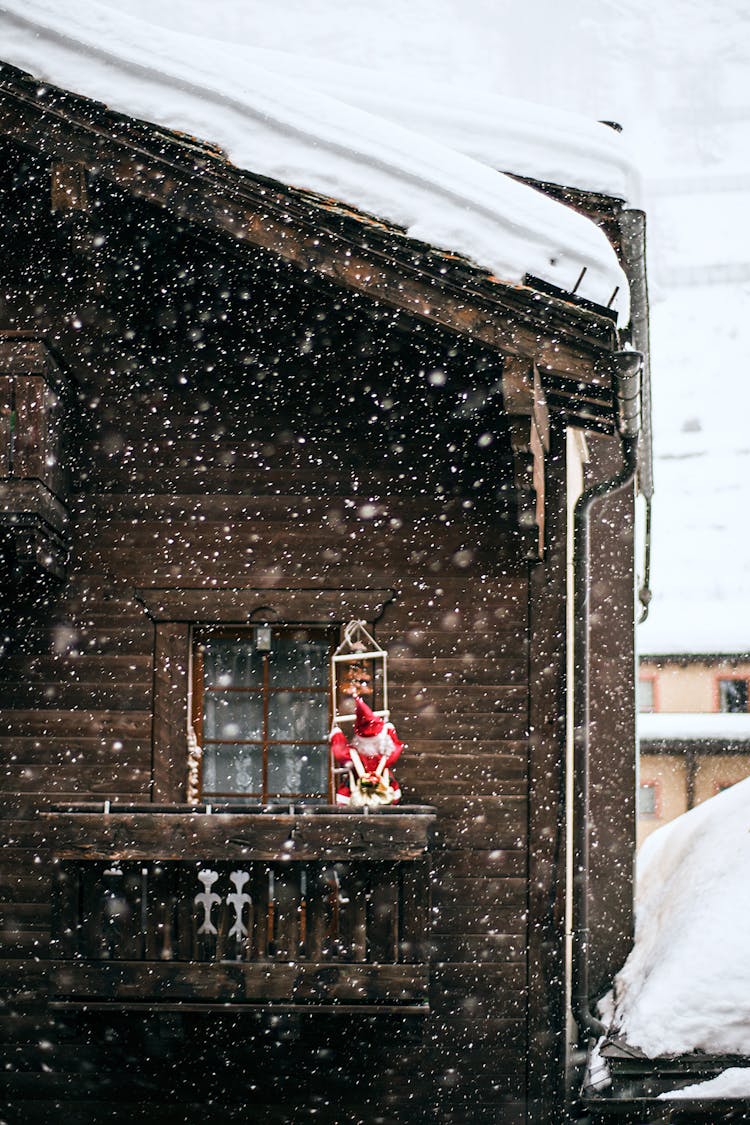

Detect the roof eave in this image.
[0,61,625,428]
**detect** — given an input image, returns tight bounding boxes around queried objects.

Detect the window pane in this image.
[268,691,328,741]
[196,629,332,802]
[719,679,748,713]
[204,691,263,741]
[268,634,330,689]
[267,743,328,796]
[638,678,655,713]
[637,784,657,816]
[202,744,263,795]
[203,638,261,687]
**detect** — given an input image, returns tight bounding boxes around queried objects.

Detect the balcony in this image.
[44,803,435,1014]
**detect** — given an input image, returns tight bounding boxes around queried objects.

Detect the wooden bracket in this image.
[502,357,550,560]
[50,161,89,214]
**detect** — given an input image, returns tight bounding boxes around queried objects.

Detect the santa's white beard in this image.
[351,727,392,757]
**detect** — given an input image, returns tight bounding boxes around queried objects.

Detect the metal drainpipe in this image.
[618,208,654,624]
[572,349,642,1041]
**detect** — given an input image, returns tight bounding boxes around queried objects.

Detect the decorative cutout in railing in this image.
[52,859,429,968]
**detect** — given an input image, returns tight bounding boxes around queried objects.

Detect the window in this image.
[193,627,333,802]
[637,676,656,713]
[637,781,659,817]
[718,678,748,713]
[135,585,394,803]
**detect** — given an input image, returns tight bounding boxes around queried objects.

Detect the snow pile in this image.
[639,712,750,742]
[659,1068,750,1100]
[608,776,750,1056]
[0,0,630,317]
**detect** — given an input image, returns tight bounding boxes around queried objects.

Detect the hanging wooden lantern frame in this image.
[331,619,389,726]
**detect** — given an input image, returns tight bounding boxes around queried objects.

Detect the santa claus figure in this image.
[330,697,404,807]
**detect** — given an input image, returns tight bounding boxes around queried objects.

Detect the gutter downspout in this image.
[572,349,642,1041]
[618,209,654,624]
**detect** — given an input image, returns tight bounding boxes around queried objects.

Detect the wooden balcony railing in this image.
[44,804,435,1014]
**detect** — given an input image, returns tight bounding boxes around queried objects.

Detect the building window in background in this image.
[718,678,749,713]
[637,781,659,818]
[637,675,656,713]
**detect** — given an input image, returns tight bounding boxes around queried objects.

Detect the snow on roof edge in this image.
[639,712,750,741]
[241,45,640,203]
[0,0,631,321]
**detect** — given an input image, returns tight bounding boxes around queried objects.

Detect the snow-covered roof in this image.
[639,712,750,743]
[242,48,638,201]
[0,0,631,320]
[604,776,750,1056]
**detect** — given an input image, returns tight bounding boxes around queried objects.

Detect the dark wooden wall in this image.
[0,152,548,1123]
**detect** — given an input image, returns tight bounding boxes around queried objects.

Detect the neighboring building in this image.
[0,16,649,1124]
[637,657,750,846]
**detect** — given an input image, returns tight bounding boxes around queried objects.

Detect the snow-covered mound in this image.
[608,776,750,1056]
[0,0,630,319]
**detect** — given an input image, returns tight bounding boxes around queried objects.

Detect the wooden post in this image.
[0,374,11,475]
[151,622,190,803]
[526,422,568,1121]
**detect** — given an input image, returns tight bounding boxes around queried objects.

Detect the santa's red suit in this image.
[330,697,403,806]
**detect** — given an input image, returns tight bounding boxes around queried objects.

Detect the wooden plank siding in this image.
[0,129,620,1124]
[0,239,538,1121]
[0,509,532,1122]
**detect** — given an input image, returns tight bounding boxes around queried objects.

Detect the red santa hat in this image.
[354,696,384,738]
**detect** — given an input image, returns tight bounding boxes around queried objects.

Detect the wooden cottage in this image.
[0,57,650,1124]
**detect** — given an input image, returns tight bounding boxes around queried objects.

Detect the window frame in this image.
[191,624,336,803]
[637,671,658,714]
[715,674,750,714]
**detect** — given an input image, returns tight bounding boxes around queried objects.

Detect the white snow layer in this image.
[639,600,750,658]
[638,282,750,657]
[0,0,630,318]
[228,46,639,201]
[660,1068,750,1100]
[608,776,750,1057]
[639,712,750,742]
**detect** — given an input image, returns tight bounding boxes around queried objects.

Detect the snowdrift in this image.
[607,775,750,1057]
